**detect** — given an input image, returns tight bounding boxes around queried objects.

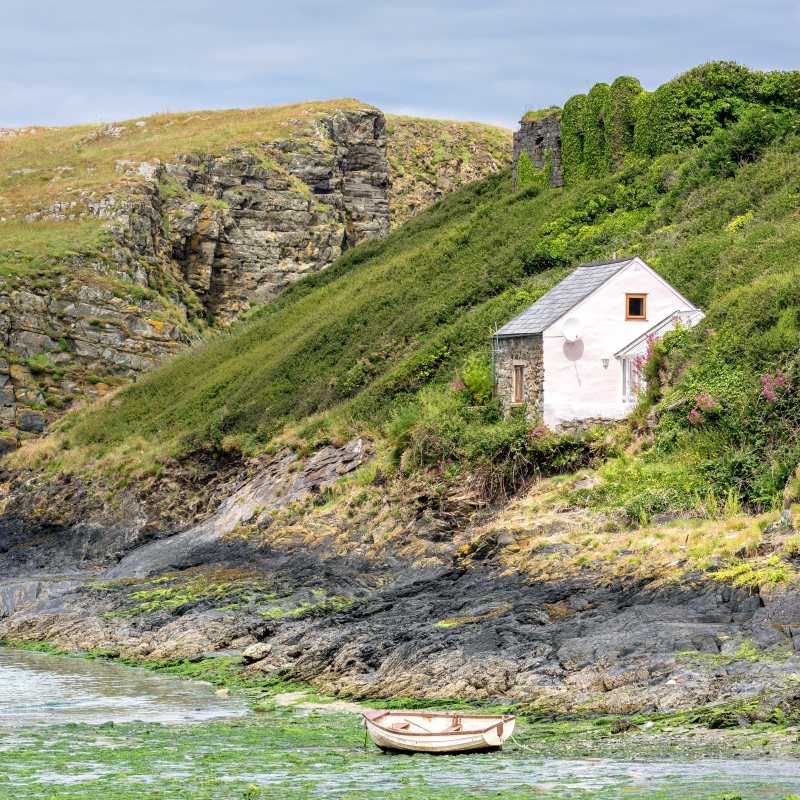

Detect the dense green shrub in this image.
[459,353,493,405]
[634,61,756,157]
[386,383,602,498]
[604,77,644,171]
[562,62,800,182]
[561,94,587,185]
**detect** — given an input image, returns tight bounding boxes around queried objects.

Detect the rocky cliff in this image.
[0,104,510,445]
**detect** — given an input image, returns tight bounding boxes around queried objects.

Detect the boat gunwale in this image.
[362,710,515,737]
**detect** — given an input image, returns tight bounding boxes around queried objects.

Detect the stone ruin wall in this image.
[512,112,563,190]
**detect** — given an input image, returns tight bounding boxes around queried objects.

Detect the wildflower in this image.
[528,424,551,441]
[451,378,466,393]
[761,369,789,403]
[706,327,715,337]
[694,391,720,413]
[688,408,704,425]
[631,334,661,380]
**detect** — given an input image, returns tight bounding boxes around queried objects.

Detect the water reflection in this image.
[0,646,247,726]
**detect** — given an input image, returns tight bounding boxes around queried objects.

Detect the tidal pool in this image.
[0,649,798,799]
[0,646,247,725]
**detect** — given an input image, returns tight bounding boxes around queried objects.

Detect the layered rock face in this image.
[0,279,190,447]
[163,109,389,320]
[0,107,390,442]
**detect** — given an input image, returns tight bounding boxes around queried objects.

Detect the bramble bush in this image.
[387,381,614,499]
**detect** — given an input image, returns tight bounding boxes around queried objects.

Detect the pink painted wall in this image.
[541,258,698,428]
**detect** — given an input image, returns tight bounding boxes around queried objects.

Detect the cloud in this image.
[2,0,798,128]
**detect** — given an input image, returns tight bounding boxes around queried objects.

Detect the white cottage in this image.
[492,256,703,428]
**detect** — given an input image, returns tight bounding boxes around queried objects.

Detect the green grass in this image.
[0,218,110,278]
[15,68,800,517]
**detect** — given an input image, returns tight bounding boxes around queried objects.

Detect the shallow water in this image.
[0,646,247,725]
[1,649,799,799]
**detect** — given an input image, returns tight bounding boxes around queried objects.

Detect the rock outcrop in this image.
[0,105,509,443]
[1,442,798,714]
[161,109,389,320]
[386,116,511,228]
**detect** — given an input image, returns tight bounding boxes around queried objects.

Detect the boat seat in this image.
[390,721,411,730]
[440,723,463,733]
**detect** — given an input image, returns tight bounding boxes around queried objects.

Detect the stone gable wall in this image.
[493,334,544,422]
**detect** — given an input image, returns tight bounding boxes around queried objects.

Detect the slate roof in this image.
[493,257,635,338]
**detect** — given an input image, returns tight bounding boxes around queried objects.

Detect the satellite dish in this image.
[562,317,583,343]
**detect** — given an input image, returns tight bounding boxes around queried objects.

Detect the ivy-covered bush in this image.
[583,83,610,176]
[604,76,644,171]
[562,62,800,184]
[561,94,587,185]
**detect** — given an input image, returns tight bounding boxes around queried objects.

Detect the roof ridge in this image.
[578,255,637,268]
[493,258,634,338]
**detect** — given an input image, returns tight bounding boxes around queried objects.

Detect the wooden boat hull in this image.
[363,710,515,754]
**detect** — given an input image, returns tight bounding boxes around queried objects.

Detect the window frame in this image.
[512,363,526,404]
[621,357,641,402]
[625,293,647,320]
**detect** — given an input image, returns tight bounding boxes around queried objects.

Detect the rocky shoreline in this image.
[1,440,799,718]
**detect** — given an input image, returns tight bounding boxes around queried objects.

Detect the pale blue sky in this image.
[3,0,799,129]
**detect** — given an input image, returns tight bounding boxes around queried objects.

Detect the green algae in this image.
[2,707,799,800]
[1,645,799,798]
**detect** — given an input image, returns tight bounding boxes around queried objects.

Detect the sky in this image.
[2,0,799,130]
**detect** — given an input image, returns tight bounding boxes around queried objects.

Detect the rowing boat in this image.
[362,709,515,754]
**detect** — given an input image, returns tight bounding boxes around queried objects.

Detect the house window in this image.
[513,364,526,403]
[626,294,647,320]
[622,358,640,402]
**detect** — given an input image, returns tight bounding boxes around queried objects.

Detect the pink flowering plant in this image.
[632,333,661,377]
[527,423,552,443]
[686,407,704,425]
[695,391,721,413]
[760,369,789,403]
[685,391,722,425]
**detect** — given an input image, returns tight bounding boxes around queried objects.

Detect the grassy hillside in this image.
[19,64,800,520]
[0,100,514,448]
[385,115,511,227]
